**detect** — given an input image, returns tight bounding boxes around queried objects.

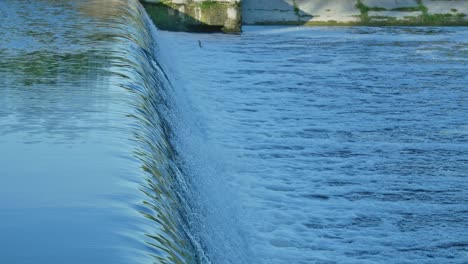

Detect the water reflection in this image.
[0,0,200,263]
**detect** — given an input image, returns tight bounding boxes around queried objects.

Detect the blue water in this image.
[0,0,198,263]
[1,0,467,263]
[157,26,468,263]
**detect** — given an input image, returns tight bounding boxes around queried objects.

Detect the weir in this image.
[141,0,468,32]
[141,0,241,33]
[1,0,468,263]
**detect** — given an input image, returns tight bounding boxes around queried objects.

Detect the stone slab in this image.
[242,0,298,24]
[243,0,361,24]
[242,0,296,11]
[144,0,468,27]
[296,0,361,22]
[244,10,298,24]
[368,10,422,19]
[142,0,241,32]
[362,0,419,9]
[423,0,468,16]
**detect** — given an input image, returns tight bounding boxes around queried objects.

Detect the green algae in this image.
[144,0,467,30]
[199,1,219,10]
[391,6,421,12]
[352,0,468,26]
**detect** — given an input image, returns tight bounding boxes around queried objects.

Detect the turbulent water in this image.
[0,0,467,263]
[157,27,468,264]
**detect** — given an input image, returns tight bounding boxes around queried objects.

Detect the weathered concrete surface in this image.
[242,0,361,24]
[362,0,418,9]
[241,0,297,24]
[142,0,468,31]
[424,0,468,15]
[368,11,423,21]
[296,0,361,23]
[243,0,468,26]
[142,0,241,32]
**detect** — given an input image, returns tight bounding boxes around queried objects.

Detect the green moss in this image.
[355,0,369,13]
[414,0,466,25]
[199,1,219,10]
[302,14,468,27]
[355,0,369,21]
[147,0,468,29]
[421,13,452,24]
[355,0,387,22]
[391,6,421,12]
[369,16,397,21]
[292,0,300,18]
[368,13,468,26]
[142,1,241,33]
[304,20,361,26]
[255,21,305,26]
[369,7,387,11]
[417,0,428,14]
[351,0,468,26]
[356,1,387,13]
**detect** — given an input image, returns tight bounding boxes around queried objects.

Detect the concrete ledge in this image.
[368,10,423,20]
[243,0,468,26]
[142,0,468,31]
[297,0,361,23]
[142,0,241,33]
[362,0,419,9]
[423,0,468,15]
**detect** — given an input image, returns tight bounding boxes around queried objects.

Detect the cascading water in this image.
[0,0,218,263]
[83,1,221,263]
[102,3,200,263]
[153,26,468,264]
[1,0,467,264]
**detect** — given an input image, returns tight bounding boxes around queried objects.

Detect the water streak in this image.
[0,0,204,263]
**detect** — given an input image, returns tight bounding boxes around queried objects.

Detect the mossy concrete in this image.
[243,0,468,26]
[141,0,468,31]
[141,0,241,33]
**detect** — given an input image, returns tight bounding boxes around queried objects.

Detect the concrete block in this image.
[362,0,419,9]
[423,0,468,16]
[242,0,295,11]
[369,10,422,19]
[142,0,241,32]
[242,0,298,24]
[296,0,361,22]
[243,0,361,24]
[244,10,298,24]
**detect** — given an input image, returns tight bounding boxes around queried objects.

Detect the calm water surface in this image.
[0,0,467,263]
[0,0,198,263]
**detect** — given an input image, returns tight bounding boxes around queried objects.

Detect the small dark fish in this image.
[198,40,202,48]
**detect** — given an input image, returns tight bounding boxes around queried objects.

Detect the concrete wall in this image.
[142,0,468,33]
[142,0,241,32]
[243,0,468,26]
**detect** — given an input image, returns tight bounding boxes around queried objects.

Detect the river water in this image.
[158,27,468,263]
[0,0,199,263]
[0,0,467,263]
